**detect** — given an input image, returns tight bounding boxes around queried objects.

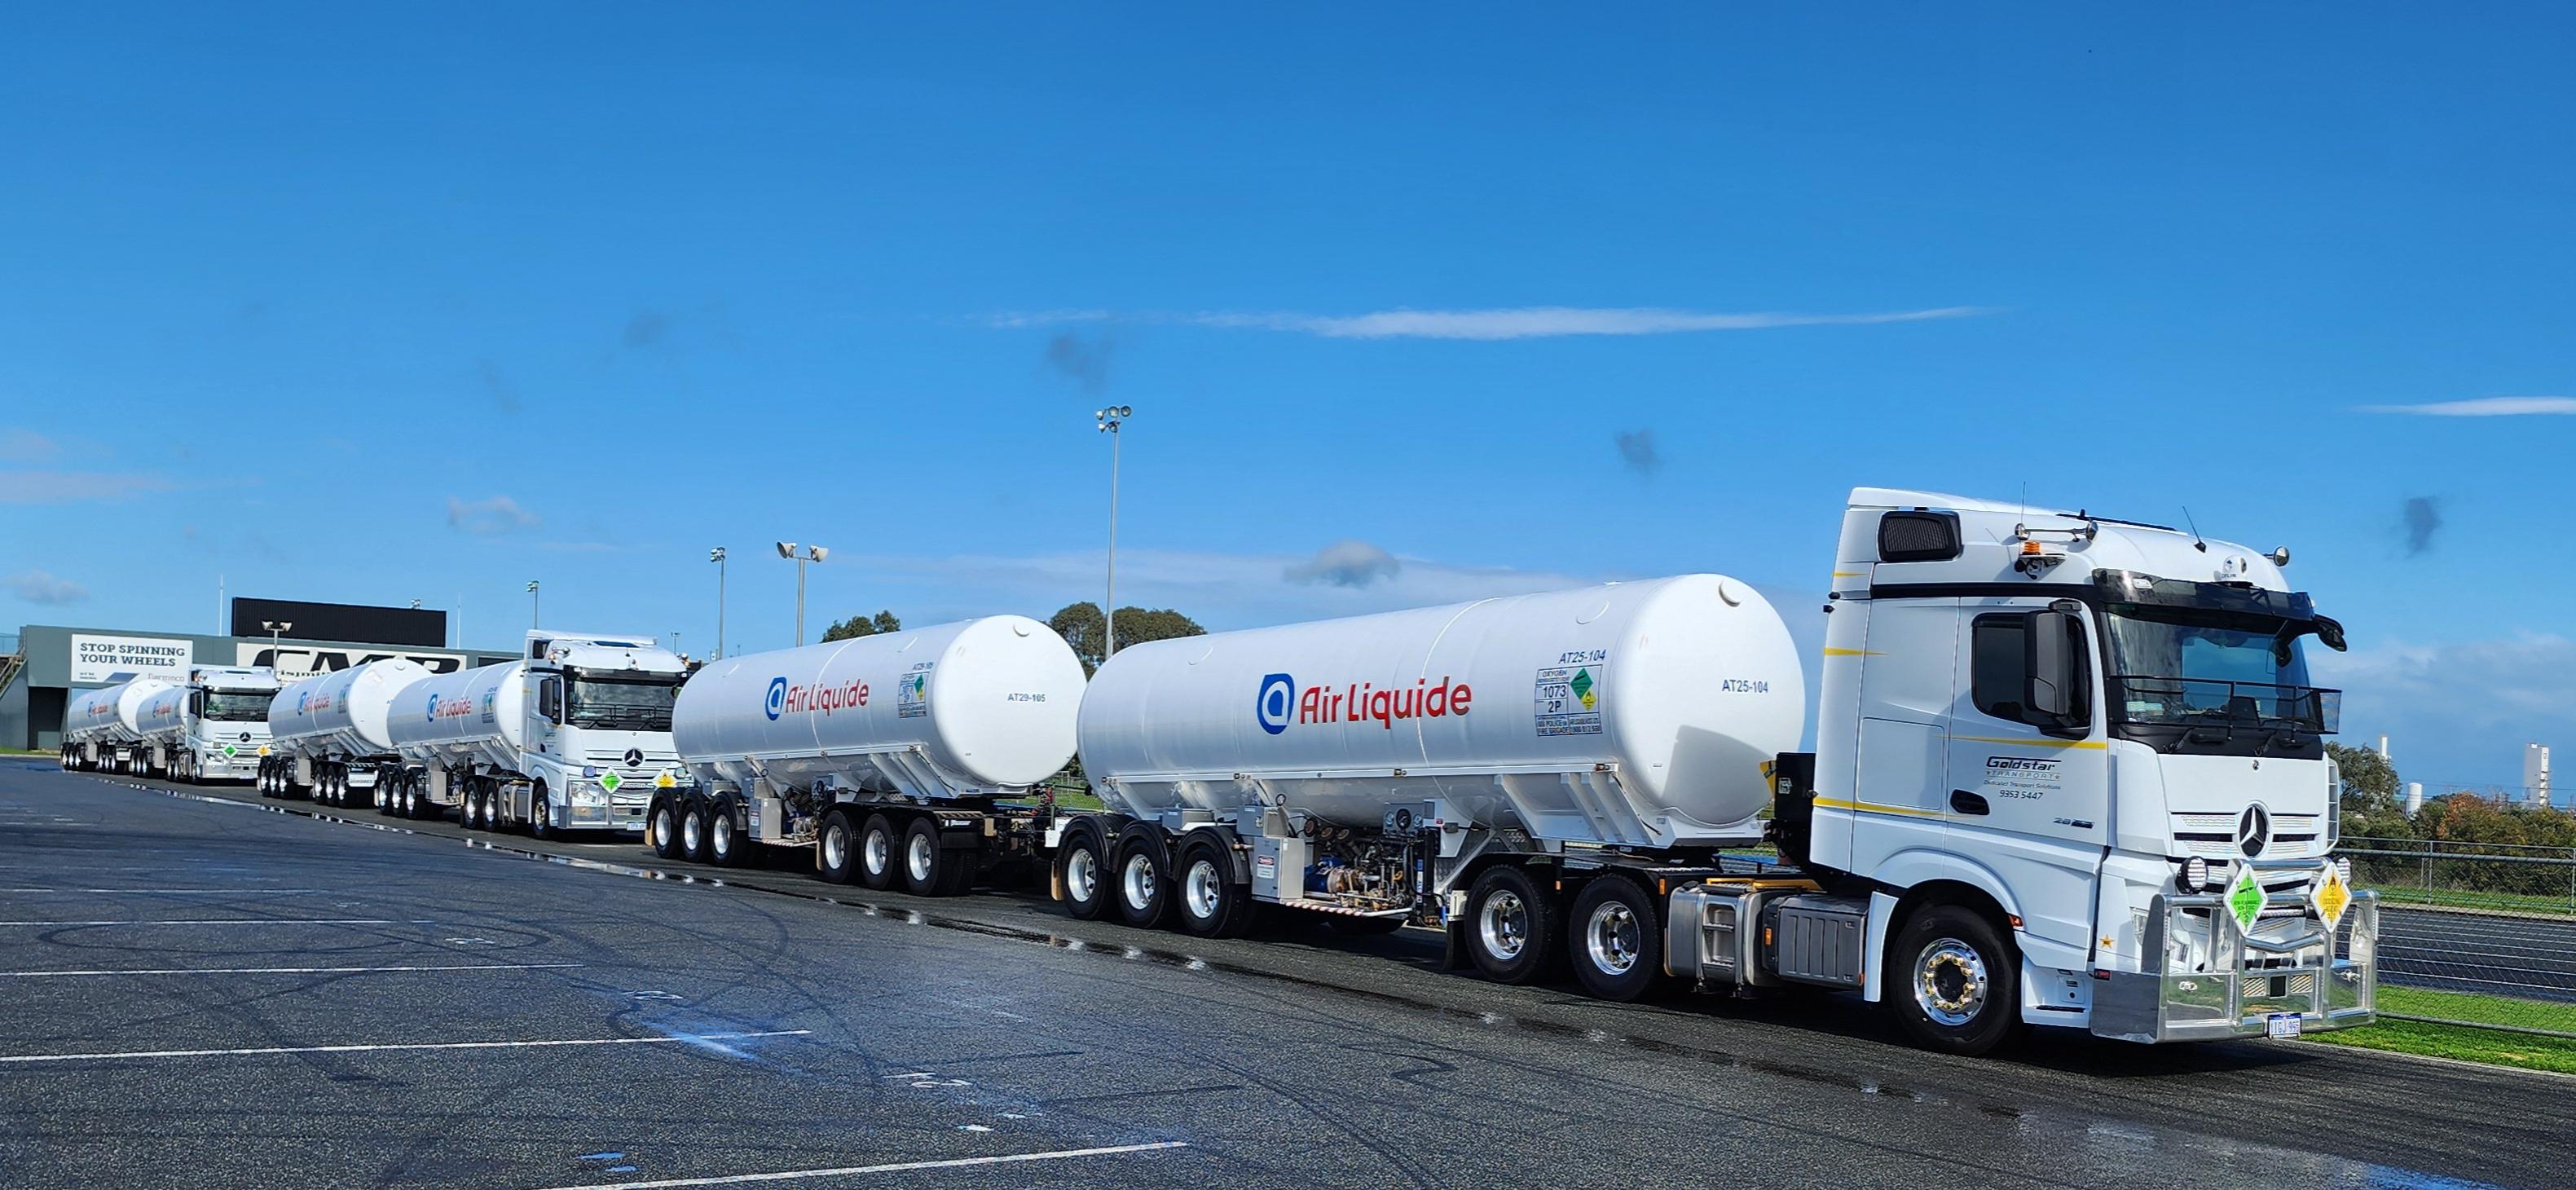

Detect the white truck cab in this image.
[138,666,280,783]
[1784,488,2373,1048]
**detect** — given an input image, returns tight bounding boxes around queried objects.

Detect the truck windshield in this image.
[2102,606,2340,736]
[564,676,678,730]
[202,692,273,721]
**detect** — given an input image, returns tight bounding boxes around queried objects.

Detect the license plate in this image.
[2266,1012,2302,1039]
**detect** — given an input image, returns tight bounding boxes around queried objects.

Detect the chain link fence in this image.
[2336,837,2576,1028]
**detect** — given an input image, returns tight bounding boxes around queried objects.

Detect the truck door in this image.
[1846,597,1959,874]
[1945,597,2111,963]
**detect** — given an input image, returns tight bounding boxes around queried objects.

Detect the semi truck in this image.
[641,488,2377,1054]
[134,667,281,783]
[652,616,1086,888]
[57,677,177,774]
[258,659,432,809]
[381,630,693,838]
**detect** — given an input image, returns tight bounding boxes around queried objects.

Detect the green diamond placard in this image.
[599,771,623,794]
[221,745,238,758]
[2224,864,2266,935]
[1570,668,1596,710]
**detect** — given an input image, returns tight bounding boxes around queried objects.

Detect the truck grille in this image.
[2171,811,2324,859]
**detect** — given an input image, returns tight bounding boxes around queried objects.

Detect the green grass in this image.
[2364,884,2576,918]
[2305,985,2576,1074]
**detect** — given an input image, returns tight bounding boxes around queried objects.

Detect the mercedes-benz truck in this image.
[134,667,281,783]
[383,630,693,838]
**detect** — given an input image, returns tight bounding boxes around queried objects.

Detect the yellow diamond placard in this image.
[654,770,676,789]
[2310,863,2353,932]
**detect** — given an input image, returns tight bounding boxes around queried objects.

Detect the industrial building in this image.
[1,598,517,751]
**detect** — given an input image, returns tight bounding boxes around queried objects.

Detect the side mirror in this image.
[2312,615,2347,653]
[2023,608,2082,727]
[536,679,562,724]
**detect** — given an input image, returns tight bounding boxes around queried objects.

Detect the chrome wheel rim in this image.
[822,822,849,872]
[1585,900,1641,976]
[712,814,733,857]
[681,812,702,853]
[907,832,936,884]
[1122,853,1157,910]
[1478,889,1529,961]
[865,828,889,876]
[1914,938,1988,1027]
[1185,858,1222,920]
[1066,846,1099,904]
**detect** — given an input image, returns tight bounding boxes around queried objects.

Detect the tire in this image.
[899,817,947,896]
[529,783,553,840]
[1465,866,1561,985]
[680,801,710,862]
[649,800,682,860]
[1566,877,1662,1002]
[858,814,900,891]
[708,802,741,866]
[1890,904,2024,1056]
[1111,826,1172,928]
[817,812,858,884]
[1055,826,1112,921]
[1173,840,1254,938]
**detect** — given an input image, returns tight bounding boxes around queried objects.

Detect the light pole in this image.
[527,580,540,628]
[1096,404,1132,660]
[777,542,827,646]
[261,620,293,675]
[709,547,728,659]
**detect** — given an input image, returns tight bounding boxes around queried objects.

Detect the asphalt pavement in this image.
[3,760,2569,1190]
[2379,906,2576,1003]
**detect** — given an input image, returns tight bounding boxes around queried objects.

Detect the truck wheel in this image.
[1567,877,1662,1002]
[817,812,857,884]
[859,814,900,890]
[1112,826,1172,928]
[1055,826,1112,920]
[1174,840,1253,938]
[708,802,741,866]
[680,801,710,862]
[900,818,947,896]
[1891,905,2023,1056]
[649,800,681,859]
[1464,866,1560,984]
[529,783,553,839]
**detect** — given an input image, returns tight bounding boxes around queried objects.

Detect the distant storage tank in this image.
[673,616,1086,797]
[269,659,434,760]
[64,678,178,745]
[1076,575,1805,848]
[384,662,530,773]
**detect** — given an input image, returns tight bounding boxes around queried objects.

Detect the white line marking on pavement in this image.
[0,888,326,893]
[0,919,432,927]
[0,963,585,978]
[0,1029,811,1064]
[531,1142,1194,1189]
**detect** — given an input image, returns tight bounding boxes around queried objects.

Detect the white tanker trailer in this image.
[134,667,281,783]
[380,631,694,835]
[258,659,431,809]
[58,677,178,774]
[652,615,1085,893]
[1046,489,2379,1055]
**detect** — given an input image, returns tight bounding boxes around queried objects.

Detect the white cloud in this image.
[3,570,87,605]
[2311,632,2576,791]
[0,470,176,504]
[447,495,541,536]
[2356,396,2576,416]
[1284,540,1402,588]
[0,429,59,462]
[986,305,1989,341]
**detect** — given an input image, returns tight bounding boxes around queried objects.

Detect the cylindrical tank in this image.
[268,659,434,760]
[64,678,178,744]
[1077,575,1805,847]
[136,684,191,743]
[674,615,1086,796]
[385,662,529,771]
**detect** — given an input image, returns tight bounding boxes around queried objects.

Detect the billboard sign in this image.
[236,643,474,684]
[230,597,447,648]
[70,633,195,684]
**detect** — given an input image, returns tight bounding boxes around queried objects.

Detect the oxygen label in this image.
[898,663,931,719]
[1534,663,1604,737]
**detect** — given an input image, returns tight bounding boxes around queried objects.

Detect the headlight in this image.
[570,783,610,805]
[2179,856,2209,893]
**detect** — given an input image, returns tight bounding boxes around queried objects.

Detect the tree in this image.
[1048,601,1204,674]
[821,610,901,642]
[2327,741,2411,840]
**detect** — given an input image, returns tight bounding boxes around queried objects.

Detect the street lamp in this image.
[1096,404,1133,660]
[777,542,827,646]
[709,547,728,659]
[527,580,540,628]
[261,621,293,675]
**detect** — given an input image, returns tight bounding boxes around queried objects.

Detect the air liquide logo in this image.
[764,677,788,721]
[1258,672,1473,733]
[768,674,870,718]
[1256,673,1296,735]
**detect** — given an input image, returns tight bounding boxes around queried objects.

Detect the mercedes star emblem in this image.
[2237,804,2272,858]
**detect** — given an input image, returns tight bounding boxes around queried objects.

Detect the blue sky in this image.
[2,6,2570,791]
